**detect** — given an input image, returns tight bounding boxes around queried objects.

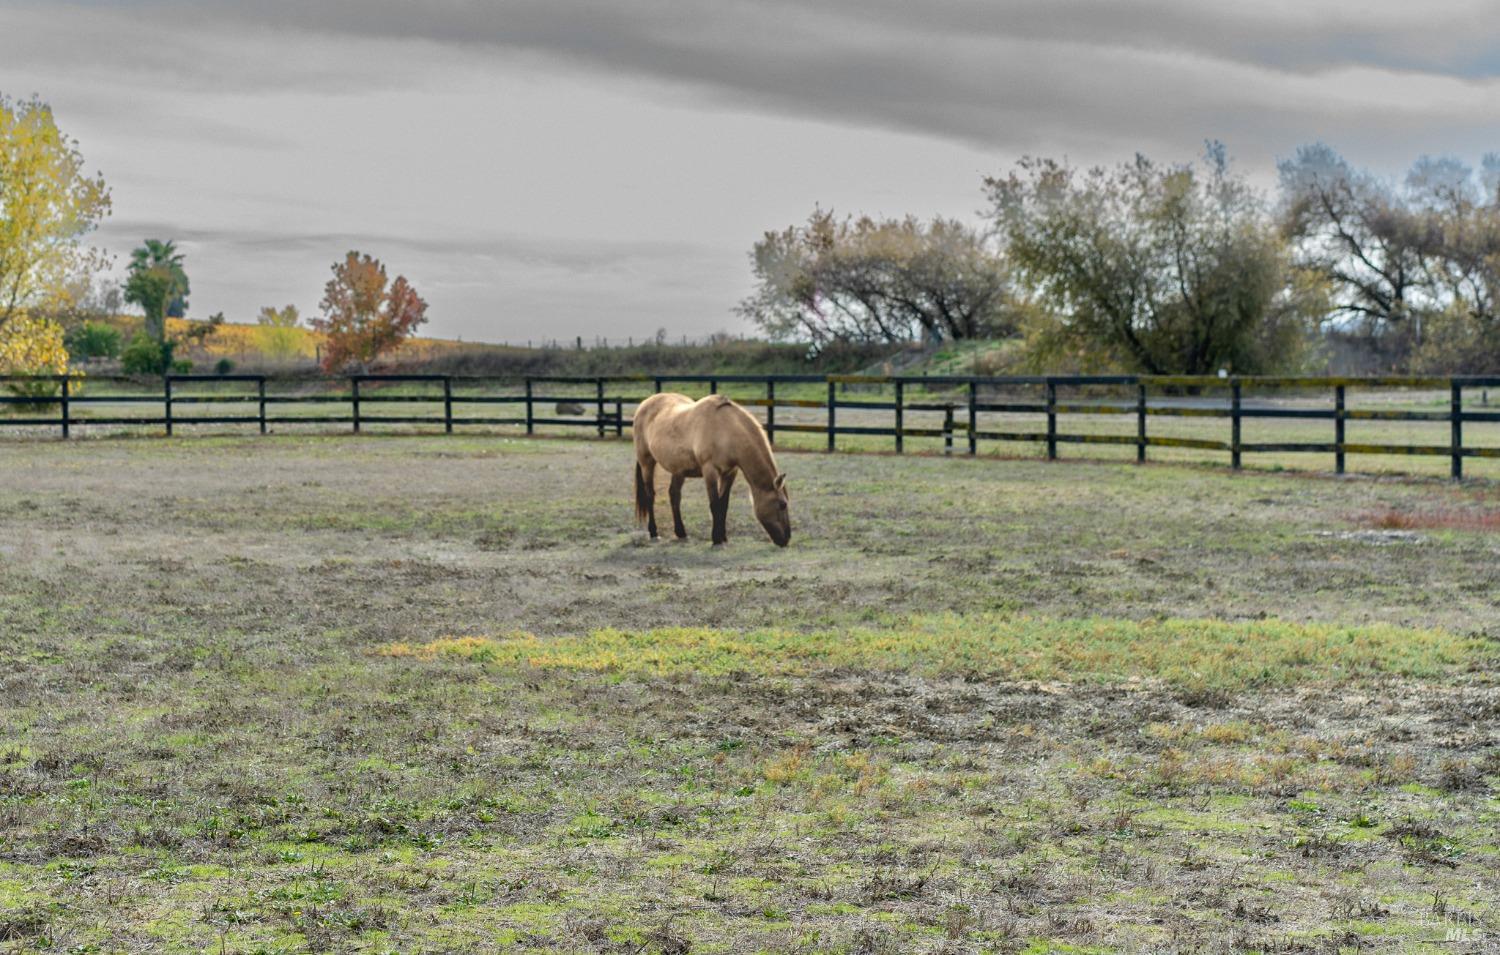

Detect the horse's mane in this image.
[712,396,777,479]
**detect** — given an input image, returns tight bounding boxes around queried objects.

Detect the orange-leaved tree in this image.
[309,252,428,371]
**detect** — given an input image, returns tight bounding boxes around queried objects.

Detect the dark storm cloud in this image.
[81,0,1500,77]
[12,0,1499,155]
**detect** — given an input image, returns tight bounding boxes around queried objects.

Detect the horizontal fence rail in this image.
[5,372,1500,479]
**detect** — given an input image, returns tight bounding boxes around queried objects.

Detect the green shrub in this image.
[65,321,122,360]
[3,376,62,413]
[214,357,235,375]
[121,332,176,375]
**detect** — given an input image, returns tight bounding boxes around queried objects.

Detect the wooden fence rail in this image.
[5,372,1500,479]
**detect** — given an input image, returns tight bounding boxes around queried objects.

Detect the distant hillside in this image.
[81,315,900,378]
[371,336,900,378]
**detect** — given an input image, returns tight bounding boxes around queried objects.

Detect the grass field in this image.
[1,435,1497,952]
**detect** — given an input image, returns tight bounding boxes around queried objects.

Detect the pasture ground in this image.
[1,435,1497,953]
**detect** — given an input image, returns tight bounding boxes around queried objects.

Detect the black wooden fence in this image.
[4,372,1500,478]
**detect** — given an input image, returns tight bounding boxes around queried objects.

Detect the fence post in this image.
[1231,379,1242,470]
[60,375,70,439]
[826,379,836,452]
[1451,382,1463,480]
[944,405,954,455]
[352,378,360,434]
[596,378,605,438]
[709,379,717,395]
[1136,382,1146,463]
[614,398,623,437]
[967,380,977,455]
[654,377,663,395]
[894,379,904,454]
[164,376,174,437]
[766,380,776,445]
[1045,379,1057,460]
[524,379,534,435]
[1334,384,1345,475]
[258,377,268,435]
[443,377,454,434]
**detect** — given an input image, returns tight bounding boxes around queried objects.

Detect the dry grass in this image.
[1363,506,1500,532]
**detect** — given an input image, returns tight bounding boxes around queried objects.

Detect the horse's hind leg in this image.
[668,474,687,540]
[636,458,658,539]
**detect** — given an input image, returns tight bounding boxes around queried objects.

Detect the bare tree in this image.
[1278,144,1439,363]
[738,211,1013,346]
[1282,146,1500,372]
[1405,154,1500,372]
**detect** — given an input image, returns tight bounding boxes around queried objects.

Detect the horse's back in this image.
[635,393,697,471]
[637,393,755,477]
[635,394,693,435]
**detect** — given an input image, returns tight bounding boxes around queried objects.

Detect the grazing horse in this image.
[633,393,790,546]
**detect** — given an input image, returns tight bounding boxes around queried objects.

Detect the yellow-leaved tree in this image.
[0,95,109,403]
[0,313,71,393]
[256,304,307,363]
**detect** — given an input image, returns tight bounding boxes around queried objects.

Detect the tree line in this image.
[741,143,1500,375]
[8,90,1498,384]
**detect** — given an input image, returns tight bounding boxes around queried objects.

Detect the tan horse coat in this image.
[633,393,790,546]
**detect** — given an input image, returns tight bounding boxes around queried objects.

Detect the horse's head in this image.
[752,472,791,547]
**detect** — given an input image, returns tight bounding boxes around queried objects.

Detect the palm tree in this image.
[124,239,189,341]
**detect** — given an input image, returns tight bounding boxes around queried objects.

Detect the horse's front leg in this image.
[704,469,726,546]
[669,474,687,540]
[706,468,737,546]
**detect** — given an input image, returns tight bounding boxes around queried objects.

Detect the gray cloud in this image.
[98,221,711,270]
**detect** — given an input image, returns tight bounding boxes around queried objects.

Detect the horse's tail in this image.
[634,461,651,525]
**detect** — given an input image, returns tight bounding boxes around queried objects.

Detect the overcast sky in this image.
[2,1,1498,342]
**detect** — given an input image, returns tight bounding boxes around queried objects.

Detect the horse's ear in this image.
[774,472,786,490]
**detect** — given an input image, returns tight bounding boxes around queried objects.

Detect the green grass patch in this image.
[379,614,1488,690]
